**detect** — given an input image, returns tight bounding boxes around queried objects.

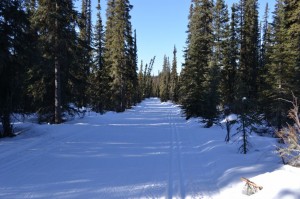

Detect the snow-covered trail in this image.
[0,98,189,198]
[0,98,299,199]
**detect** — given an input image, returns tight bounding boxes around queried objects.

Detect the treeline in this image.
[1,0,299,137]
[153,0,300,129]
[0,0,139,137]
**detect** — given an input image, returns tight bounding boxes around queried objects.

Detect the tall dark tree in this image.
[260,3,270,70]
[238,0,259,102]
[258,3,273,116]
[140,57,155,99]
[170,46,179,103]
[73,0,92,108]
[0,0,30,136]
[30,0,78,123]
[104,0,136,112]
[180,0,213,122]
[203,0,229,126]
[88,0,108,113]
[262,0,292,130]
[179,3,193,105]
[80,0,92,47]
[137,60,144,102]
[132,29,138,104]
[284,0,300,95]
[220,3,239,111]
[159,55,171,102]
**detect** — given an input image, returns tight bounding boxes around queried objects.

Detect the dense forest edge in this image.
[0,0,300,164]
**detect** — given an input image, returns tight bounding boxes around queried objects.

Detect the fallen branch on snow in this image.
[241,177,263,195]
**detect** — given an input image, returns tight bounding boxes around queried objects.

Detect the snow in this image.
[0,98,300,199]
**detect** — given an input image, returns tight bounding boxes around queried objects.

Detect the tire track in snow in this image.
[167,107,185,199]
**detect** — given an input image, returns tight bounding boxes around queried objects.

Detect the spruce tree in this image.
[137,60,144,102]
[260,3,270,71]
[263,0,292,130]
[180,0,213,122]
[0,0,31,136]
[204,0,229,126]
[220,3,239,111]
[258,3,273,117]
[73,0,92,108]
[143,57,155,98]
[104,0,136,112]
[170,46,179,103]
[284,0,300,96]
[179,3,193,105]
[159,55,171,102]
[88,0,109,113]
[238,0,259,103]
[30,0,78,123]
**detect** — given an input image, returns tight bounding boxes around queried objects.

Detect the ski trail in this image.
[174,110,185,199]
[167,107,186,199]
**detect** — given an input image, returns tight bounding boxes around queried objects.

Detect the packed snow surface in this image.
[0,98,300,199]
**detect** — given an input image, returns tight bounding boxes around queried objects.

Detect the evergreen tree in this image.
[160,55,171,102]
[130,29,138,104]
[204,0,229,126]
[170,46,179,103]
[238,0,259,102]
[284,0,300,96]
[104,0,136,112]
[220,3,239,111]
[88,0,109,113]
[180,0,213,122]
[30,0,78,123]
[143,57,155,98]
[0,0,31,136]
[263,0,292,130]
[234,97,260,154]
[179,3,193,105]
[258,3,273,117]
[137,60,144,102]
[74,0,92,108]
[260,3,270,71]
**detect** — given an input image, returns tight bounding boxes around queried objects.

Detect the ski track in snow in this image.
[167,108,185,199]
[0,98,300,199]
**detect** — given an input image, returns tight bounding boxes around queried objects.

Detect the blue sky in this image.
[75,0,275,75]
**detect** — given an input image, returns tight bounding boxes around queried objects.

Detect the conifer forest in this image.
[1,0,300,138]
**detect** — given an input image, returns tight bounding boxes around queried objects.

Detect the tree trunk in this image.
[54,2,61,124]
[1,111,12,137]
[54,56,61,124]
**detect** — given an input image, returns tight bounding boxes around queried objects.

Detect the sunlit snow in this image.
[0,98,299,199]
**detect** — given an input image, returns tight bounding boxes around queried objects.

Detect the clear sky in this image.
[75,0,276,75]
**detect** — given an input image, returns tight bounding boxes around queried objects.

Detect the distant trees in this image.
[155,46,179,103]
[1,0,300,140]
[159,55,171,102]
[138,57,155,101]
